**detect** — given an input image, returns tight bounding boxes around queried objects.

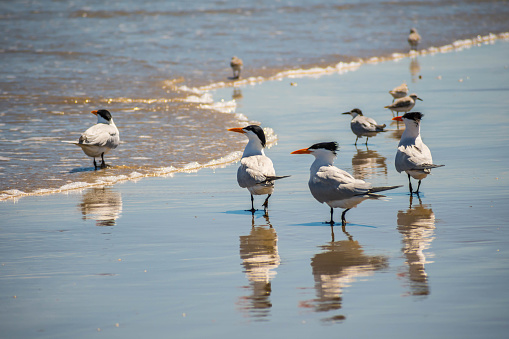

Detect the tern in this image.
[389,83,409,102]
[408,28,421,50]
[342,108,386,145]
[64,109,120,170]
[393,112,444,194]
[291,142,401,226]
[385,93,422,115]
[230,56,243,79]
[228,125,289,214]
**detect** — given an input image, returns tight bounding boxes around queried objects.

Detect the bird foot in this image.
[323,220,335,226]
[245,208,257,214]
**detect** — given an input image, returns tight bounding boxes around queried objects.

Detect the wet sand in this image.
[1,41,508,338]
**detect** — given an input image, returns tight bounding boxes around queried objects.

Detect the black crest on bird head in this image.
[351,108,363,115]
[309,142,339,155]
[402,112,423,121]
[244,125,266,147]
[96,109,112,122]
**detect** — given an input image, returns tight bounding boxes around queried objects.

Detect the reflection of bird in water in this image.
[409,57,420,82]
[351,146,387,180]
[291,142,401,226]
[230,56,243,79]
[389,83,408,102]
[300,227,388,323]
[79,187,122,226]
[408,28,421,50]
[342,108,386,146]
[397,195,435,297]
[232,88,243,101]
[237,214,280,320]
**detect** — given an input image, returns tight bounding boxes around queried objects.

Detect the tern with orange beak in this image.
[64,109,120,169]
[393,112,444,194]
[228,125,289,214]
[291,142,401,226]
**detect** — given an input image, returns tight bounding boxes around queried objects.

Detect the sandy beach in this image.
[1,39,509,339]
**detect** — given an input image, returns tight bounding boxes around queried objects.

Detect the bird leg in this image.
[414,180,422,194]
[341,208,350,226]
[93,158,98,170]
[354,137,358,146]
[100,152,107,169]
[365,137,369,146]
[325,207,335,225]
[407,174,413,194]
[262,194,271,212]
[247,194,256,214]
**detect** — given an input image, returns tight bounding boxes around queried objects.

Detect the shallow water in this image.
[1,40,508,338]
[1,0,509,198]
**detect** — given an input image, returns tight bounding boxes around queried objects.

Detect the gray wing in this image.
[79,124,119,149]
[395,144,434,172]
[237,155,276,188]
[309,166,372,203]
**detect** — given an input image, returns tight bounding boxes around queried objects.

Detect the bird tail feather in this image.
[368,185,403,193]
[263,175,291,183]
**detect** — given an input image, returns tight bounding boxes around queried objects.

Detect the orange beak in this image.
[291,148,311,154]
[392,116,403,121]
[227,127,246,134]
[91,110,98,116]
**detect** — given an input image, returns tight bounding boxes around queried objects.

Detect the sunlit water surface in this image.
[1,38,508,338]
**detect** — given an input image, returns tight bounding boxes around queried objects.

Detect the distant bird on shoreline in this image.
[228,125,289,214]
[230,56,243,79]
[342,108,386,145]
[291,142,401,226]
[389,83,409,102]
[64,109,120,170]
[408,28,421,50]
[385,94,422,115]
[393,112,444,194]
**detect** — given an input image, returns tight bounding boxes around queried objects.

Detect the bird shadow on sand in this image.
[69,166,97,173]
[224,209,269,217]
[290,221,378,229]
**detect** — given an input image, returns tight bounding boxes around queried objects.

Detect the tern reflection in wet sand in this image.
[79,187,123,226]
[228,125,290,214]
[238,214,279,320]
[397,195,435,297]
[384,94,423,116]
[300,227,388,323]
[351,146,387,180]
[393,112,444,195]
[64,109,120,170]
[291,142,401,226]
[342,108,386,146]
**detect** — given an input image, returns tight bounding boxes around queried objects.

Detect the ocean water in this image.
[1,0,508,199]
[1,10,509,339]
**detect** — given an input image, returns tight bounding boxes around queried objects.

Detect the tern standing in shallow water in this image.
[389,83,409,102]
[342,108,386,146]
[393,112,444,194]
[385,93,422,115]
[230,56,243,79]
[65,109,120,170]
[291,142,401,226]
[408,28,421,50]
[228,125,289,214]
